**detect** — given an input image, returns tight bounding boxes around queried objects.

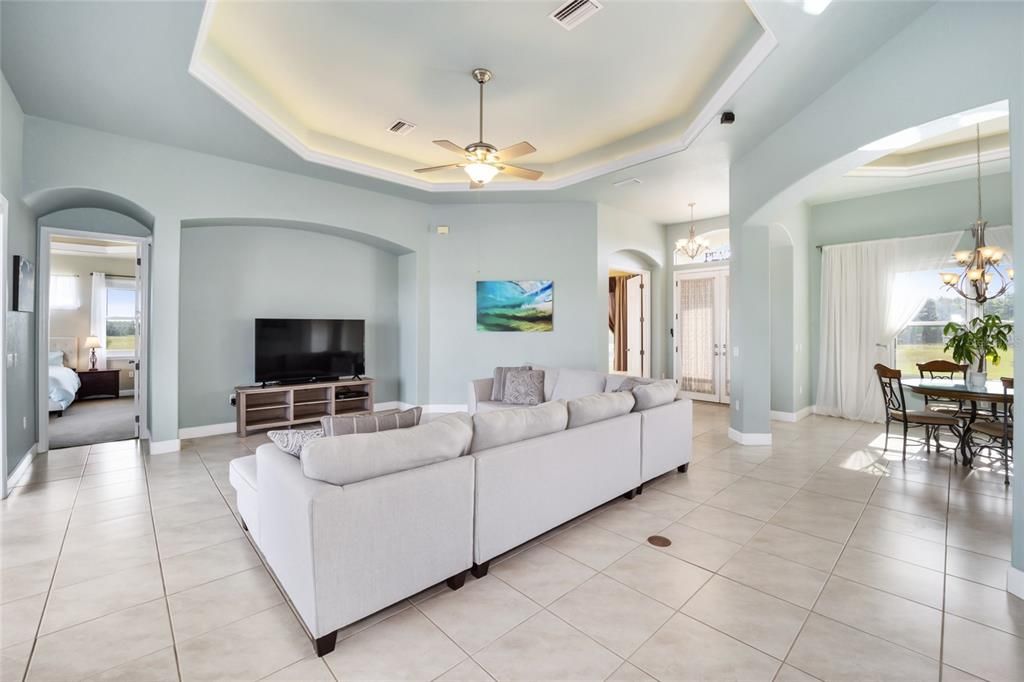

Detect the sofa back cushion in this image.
[550,368,608,401]
[471,401,568,453]
[605,375,655,392]
[301,413,473,486]
[633,379,679,411]
[567,391,635,429]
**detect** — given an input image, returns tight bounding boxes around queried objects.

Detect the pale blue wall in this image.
[177,225,401,427]
[425,202,599,404]
[41,207,150,237]
[2,73,37,477]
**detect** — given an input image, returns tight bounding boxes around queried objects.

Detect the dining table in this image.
[904,377,1013,465]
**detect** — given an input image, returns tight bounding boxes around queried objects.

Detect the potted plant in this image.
[943,313,1013,389]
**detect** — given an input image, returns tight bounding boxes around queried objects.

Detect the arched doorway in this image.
[608,249,657,377]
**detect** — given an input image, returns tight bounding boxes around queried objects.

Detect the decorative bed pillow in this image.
[491,366,531,401]
[268,428,324,457]
[632,379,679,411]
[503,369,545,406]
[321,407,422,437]
[48,351,64,366]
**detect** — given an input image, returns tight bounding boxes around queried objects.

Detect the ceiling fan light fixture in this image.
[465,162,499,185]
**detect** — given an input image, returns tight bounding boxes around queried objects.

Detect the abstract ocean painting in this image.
[476,280,554,332]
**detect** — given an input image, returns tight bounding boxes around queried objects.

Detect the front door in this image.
[675,268,729,403]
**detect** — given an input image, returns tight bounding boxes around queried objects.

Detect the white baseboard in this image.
[1008,565,1024,600]
[179,422,235,439]
[5,444,38,493]
[149,438,181,454]
[728,428,773,446]
[770,406,813,423]
[421,403,468,414]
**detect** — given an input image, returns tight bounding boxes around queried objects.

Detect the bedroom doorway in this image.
[37,229,150,452]
[608,267,651,377]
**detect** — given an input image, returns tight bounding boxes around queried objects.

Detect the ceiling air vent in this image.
[549,0,603,31]
[388,120,416,136]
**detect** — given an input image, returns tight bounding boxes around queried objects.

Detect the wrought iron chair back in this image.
[916,360,969,414]
[875,363,908,420]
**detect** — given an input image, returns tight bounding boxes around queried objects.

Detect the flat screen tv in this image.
[255,318,365,384]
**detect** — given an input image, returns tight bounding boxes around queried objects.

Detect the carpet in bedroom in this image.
[48,396,136,449]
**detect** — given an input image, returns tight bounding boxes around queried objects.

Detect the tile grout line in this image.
[18,447,91,682]
[141,446,185,682]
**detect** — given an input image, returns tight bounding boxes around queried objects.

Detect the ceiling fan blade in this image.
[498,164,543,181]
[469,180,486,190]
[414,163,465,173]
[496,141,537,161]
[433,139,469,156]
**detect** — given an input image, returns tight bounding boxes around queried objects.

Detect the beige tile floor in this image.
[1,404,1021,681]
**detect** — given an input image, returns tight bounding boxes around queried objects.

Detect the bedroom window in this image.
[105,279,137,352]
[50,274,80,310]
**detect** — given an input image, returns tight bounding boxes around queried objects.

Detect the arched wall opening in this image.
[177,219,419,432]
[607,248,658,378]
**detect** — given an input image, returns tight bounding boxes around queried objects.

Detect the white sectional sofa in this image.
[229,369,692,657]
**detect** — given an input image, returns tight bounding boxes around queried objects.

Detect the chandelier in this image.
[939,124,1013,304]
[674,203,709,261]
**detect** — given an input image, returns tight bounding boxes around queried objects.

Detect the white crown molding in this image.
[49,242,137,258]
[189,0,777,193]
[848,147,1010,178]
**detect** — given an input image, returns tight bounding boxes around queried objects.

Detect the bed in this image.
[48,337,81,415]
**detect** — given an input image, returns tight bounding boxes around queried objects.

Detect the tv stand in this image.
[235,377,375,437]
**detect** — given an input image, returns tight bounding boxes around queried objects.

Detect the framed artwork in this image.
[476,280,553,332]
[12,256,35,313]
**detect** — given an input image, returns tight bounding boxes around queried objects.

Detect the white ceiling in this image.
[1,0,936,223]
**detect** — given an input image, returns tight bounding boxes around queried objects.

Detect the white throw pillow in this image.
[301,413,472,486]
[550,368,607,401]
[470,401,568,453]
[566,392,635,428]
[632,379,679,411]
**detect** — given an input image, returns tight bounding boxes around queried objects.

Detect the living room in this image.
[2,1,1023,681]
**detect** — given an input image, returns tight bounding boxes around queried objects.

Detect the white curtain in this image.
[816,231,961,422]
[678,277,716,395]
[49,275,80,310]
[90,272,107,370]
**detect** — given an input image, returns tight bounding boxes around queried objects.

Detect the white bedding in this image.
[48,365,81,411]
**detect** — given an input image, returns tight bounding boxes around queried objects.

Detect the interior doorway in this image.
[37,229,150,451]
[608,267,651,377]
[674,267,730,403]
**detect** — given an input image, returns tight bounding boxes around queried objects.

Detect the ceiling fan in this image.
[415,68,543,189]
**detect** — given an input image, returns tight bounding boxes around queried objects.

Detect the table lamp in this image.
[84,336,102,371]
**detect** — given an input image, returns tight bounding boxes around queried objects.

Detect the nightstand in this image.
[76,369,121,400]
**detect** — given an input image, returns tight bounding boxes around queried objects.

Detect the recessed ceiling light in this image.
[802,0,832,15]
[613,177,642,187]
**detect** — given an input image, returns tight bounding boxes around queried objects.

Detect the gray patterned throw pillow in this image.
[503,369,545,406]
[268,428,324,457]
[491,366,531,401]
[320,407,423,437]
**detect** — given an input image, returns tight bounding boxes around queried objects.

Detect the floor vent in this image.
[549,0,603,31]
[388,120,416,136]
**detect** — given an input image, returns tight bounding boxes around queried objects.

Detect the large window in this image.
[105,279,137,353]
[894,270,1014,377]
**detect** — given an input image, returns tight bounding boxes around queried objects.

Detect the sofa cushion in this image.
[567,391,635,428]
[301,413,473,486]
[550,368,608,401]
[321,407,422,437]
[491,366,530,401]
[503,369,545,406]
[471,401,568,453]
[633,379,679,411]
[527,364,560,401]
[608,375,656,393]
[267,428,323,457]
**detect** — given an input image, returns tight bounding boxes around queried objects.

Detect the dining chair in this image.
[875,363,963,461]
[916,360,968,415]
[966,377,1013,485]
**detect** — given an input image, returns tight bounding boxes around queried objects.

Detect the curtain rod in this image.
[815,228,968,251]
[89,273,136,279]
